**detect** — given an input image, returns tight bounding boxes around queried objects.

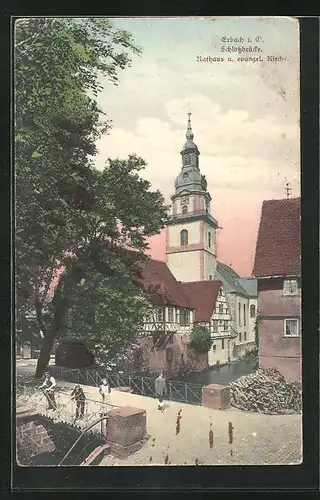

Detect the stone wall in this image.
[16,407,104,466]
[132,333,208,377]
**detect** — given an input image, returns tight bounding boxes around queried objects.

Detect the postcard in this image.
[15,16,301,468]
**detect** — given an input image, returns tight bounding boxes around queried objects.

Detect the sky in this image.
[94,17,300,277]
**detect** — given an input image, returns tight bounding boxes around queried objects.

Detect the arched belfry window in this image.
[180,229,188,246]
[208,231,211,248]
[182,205,188,214]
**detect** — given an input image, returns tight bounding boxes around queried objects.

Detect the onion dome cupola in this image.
[174,112,207,195]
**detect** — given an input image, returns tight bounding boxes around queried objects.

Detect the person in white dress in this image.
[98,378,111,412]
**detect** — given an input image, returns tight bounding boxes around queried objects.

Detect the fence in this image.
[16,383,120,435]
[50,366,204,406]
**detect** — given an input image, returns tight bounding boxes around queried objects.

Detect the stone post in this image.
[202,383,230,410]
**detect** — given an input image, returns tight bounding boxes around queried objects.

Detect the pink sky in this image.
[146,194,262,277]
[94,18,300,279]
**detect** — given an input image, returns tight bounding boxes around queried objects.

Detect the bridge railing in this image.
[50,366,204,406]
[16,384,120,434]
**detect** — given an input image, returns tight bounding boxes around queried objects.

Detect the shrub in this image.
[188,326,212,354]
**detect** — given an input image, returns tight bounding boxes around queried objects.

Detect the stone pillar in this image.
[106,407,147,458]
[202,383,230,410]
[22,343,31,359]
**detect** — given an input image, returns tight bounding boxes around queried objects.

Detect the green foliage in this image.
[14,18,168,376]
[188,325,212,354]
[15,17,141,319]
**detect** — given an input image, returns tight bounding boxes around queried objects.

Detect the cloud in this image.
[95,94,299,205]
[93,17,300,276]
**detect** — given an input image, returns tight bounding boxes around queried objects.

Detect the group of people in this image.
[37,370,167,418]
[38,372,112,420]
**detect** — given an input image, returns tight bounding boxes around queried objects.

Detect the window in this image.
[243,304,246,326]
[183,172,189,179]
[156,308,164,322]
[244,332,247,341]
[284,319,299,337]
[239,332,242,342]
[167,307,174,323]
[212,320,219,330]
[180,309,190,326]
[250,304,256,318]
[219,303,223,314]
[209,274,212,280]
[223,320,228,331]
[283,279,299,295]
[221,339,225,350]
[219,288,223,296]
[208,232,211,248]
[238,302,241,326]
[180,229,188,246]
[182,205,188,214]
[212,344,216,352]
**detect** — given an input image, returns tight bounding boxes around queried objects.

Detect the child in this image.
[158,394,164,412]
[98,378,111,411]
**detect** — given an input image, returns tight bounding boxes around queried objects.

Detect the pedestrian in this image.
[39,371,57,410]
[98,378,111,412]
[154,371,166,410]
[71,384,86,419]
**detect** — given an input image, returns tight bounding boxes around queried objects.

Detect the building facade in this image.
[252,198,301,383]
[214,263,257,359]
[134,259,234,376]
[166,112,218,282]
[165,113,258,366]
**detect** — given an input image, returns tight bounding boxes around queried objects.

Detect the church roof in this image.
[136,258,192,308]
[238,278,257,297]
[180,280,222,322]
[215,261,250,296]
[181,112,199,153]
[252,198,301,277]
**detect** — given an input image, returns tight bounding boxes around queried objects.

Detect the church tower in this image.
[166,113,218,282]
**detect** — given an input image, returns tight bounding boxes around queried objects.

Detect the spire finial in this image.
[186,112,194,140]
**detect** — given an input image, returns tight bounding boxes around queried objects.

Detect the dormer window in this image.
[283,279,299,295]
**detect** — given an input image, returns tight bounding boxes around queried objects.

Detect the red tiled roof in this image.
[136,258,192,308]
[252,198,301,277]
[180,281,222,322]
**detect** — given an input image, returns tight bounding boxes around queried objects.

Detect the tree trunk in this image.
[34,267,71,378]
[34,329,56,378]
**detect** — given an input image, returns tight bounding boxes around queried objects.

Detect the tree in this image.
[15,18,168,377]
[50,155,169,368]
[188,325,212,354]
